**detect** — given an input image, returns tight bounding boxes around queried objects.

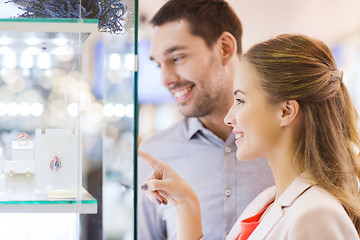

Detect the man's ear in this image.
[279,100,300,127]
[218,31,237,66]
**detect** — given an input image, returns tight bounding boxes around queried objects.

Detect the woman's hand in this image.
[138,149,198,206]
[138,150,203,240]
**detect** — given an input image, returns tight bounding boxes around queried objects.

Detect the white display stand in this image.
[35,129,81,198]
[3,172,36,200]
[1,141,36,200]
[12,141,34,161]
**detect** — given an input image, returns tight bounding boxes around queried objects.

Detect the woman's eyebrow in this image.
[233,89,246,96]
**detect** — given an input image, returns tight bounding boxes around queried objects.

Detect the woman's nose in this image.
[224,110,234,126]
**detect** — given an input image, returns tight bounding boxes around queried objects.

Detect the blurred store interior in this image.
[138,0,360,129]
[0,0,359,239]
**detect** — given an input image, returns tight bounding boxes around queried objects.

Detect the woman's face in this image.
[224,59,283,161]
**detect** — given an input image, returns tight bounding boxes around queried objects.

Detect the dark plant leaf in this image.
[5,0,127,34]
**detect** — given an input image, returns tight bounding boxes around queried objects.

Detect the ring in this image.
[17,132,29,144]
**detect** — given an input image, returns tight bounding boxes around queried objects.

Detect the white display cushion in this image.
[35,129,81,197]
[12,141,34,150]
[12,141,34,161]
[47,188,89,200]
[47,189,77,199]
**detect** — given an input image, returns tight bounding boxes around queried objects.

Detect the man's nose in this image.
[161,65,179,87]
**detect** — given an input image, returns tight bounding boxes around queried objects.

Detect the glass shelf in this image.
[0,187,97,213]
[0,18,98,33]
[0,18,98,51]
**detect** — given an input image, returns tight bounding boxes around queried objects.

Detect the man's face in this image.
[150,20,231,118]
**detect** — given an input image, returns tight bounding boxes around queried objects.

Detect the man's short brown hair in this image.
[151,0,243,55]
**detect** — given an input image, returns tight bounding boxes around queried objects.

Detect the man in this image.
[138,0,274,239]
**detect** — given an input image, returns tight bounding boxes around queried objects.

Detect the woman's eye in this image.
[236,99,245,105]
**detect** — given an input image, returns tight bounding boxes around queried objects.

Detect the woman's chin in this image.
[235,152,251,162]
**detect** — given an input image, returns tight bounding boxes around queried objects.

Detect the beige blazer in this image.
[227,175,359,240]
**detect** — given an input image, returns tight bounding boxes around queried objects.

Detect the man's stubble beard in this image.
[178,54,229,118]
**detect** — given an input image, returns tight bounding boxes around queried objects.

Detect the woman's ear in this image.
[279,100,300,127]
[218,31,237,66]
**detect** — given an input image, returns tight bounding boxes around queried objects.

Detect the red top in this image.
[237,203,271,240]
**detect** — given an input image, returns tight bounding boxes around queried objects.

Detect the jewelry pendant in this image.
[50,156,61,171]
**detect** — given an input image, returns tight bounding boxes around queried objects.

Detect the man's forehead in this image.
[151,20,192,45]
[149,21,194,60]
[153,19,188,32]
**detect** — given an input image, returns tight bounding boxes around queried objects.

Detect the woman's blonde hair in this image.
[243,34,360,233]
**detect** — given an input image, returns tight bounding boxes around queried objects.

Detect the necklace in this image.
[46,133,73,172]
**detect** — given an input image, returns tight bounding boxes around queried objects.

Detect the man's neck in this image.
[198,114,232,141]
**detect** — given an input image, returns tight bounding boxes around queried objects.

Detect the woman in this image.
[139,34,360,239]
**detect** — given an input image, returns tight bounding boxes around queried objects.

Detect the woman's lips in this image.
[233,131,245,144]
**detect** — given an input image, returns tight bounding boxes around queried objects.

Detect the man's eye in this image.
[172,56,184,63]
[152,61,161,69]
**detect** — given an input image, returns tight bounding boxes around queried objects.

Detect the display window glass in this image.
[0,0,138,239]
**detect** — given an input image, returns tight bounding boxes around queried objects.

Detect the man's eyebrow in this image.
[164,45,186,55]
[234,89,245,96]
[149,45,187,61]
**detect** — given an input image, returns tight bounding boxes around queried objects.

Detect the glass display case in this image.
[0,0,138,239]
[0,18,98,212]
[0,18,99,239]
